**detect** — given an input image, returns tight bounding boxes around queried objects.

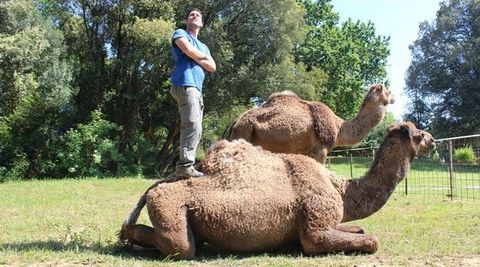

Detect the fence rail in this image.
[327,134,480,201]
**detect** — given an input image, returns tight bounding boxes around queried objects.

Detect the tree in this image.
[0,0,74,179]
[37,0,310,176]
[358,112,396,148]
[296,0,390,118]
[0,0,394,179]
[159,0,310,172]
[404,0,480,137]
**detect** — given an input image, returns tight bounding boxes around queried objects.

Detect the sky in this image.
[330,0,443,119]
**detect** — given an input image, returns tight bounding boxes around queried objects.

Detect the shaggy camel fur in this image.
[229,84,395,163]
[119,122,434,260]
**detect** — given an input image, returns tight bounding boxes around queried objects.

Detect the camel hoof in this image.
[365,235,379,254]
[124,241,134,252]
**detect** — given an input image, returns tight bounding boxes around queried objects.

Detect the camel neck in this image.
[336,104,386,147]
[341,139,412,222]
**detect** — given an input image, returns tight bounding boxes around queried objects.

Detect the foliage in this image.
[296,0,390,118]
[356,112,396,148]
[404,0,480,137]
[201,0,308,112]
[0,0,393,178]
[0,0,74,180]
[453,146,477,164]
[431,150,441,162]
[57,110,143,177]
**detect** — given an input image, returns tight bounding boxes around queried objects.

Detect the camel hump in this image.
[262,91,300,107]
[307,102,338,148]
[200,139,259,175]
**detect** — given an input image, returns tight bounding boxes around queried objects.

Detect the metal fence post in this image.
[405,171,408,195]
[448,140,456,200]
[349,151,353,178]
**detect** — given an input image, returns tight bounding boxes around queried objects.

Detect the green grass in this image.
[1,177,479,266]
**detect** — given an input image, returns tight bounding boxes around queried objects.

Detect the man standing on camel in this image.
[168,8,216,179]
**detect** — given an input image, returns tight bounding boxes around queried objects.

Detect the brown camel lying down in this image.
[229,84,395,163]
[120,122,434,260]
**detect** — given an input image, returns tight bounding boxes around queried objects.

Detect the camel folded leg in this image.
[122,224,157,248]
[336,224,365,234]
[150,205,196,260]
[300,228,379,255]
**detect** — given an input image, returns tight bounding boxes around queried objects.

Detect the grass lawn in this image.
[1,177,479,266]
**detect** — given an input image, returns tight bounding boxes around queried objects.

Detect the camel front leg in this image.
[121,224,157,248]
[300,228,379,255]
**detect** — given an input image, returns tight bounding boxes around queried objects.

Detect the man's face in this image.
[186,10,203,28]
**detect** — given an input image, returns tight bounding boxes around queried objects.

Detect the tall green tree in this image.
[296,0,390,118]
[0,0,74,179]
[404,0,480,137]
[39,0,178,174]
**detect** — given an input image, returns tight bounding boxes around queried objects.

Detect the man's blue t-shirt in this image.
[171,29,211,91]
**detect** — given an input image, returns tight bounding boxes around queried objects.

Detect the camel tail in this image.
[119,180,162,241]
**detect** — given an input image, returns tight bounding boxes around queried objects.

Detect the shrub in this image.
[58,110,142,177]
[453,146,477,164]
[431,150,440,162]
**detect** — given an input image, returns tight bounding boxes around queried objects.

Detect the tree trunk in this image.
[155,118,180,176]
[119,66,140,154]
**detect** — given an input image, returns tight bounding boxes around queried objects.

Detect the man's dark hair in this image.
[185,8,202,20]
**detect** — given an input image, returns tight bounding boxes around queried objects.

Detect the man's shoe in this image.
[166,167,204,181]
[175,167,204,178]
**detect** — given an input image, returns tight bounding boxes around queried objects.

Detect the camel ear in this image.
[389,123,411,140]
[399,124,412,140]
[371,84,383,92]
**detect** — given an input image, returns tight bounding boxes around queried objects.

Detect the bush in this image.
[58,110,142,177]
[431,150,441,162]
[453,146,477,164]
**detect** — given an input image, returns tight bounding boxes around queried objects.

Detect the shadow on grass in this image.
[0,240,308,262]
[0,240,158,260]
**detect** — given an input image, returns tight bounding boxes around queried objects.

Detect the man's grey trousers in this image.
[169,86,204,171]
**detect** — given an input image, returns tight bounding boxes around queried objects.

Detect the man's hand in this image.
[175,37,216,72]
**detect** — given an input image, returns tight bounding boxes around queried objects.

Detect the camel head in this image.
[386,121,436,158]
[364,84,395,106]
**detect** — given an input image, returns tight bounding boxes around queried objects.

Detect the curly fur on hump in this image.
[307,102,338,148]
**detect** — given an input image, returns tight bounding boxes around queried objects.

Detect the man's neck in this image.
[186,26,200,38]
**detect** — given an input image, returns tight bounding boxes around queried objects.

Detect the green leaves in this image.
[405,0,480,136]
[59,110,130,177]
[0,0,394,178]
[296,1,390,119]
[0,0,74,179]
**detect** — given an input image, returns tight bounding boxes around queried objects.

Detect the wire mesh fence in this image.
[327,134,480,201]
